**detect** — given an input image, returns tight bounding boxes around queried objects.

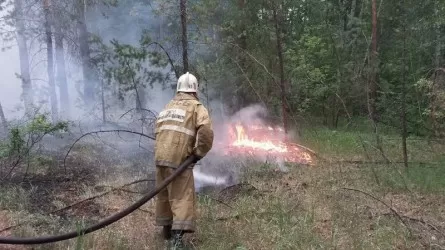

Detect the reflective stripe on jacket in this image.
[154,92,214,168]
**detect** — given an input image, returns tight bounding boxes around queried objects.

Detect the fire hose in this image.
[0,155,197,245]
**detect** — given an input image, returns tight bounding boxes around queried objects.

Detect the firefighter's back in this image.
[154,92,201,168]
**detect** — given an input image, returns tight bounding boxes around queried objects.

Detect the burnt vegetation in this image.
[0,0,444,249]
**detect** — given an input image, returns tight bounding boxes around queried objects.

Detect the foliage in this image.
[91,33,174,110]
[1,0,444,138]
[0,114,68,177]
[176,0,445,137]
[415,77,445,136]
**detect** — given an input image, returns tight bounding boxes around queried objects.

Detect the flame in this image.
[232,125,288,153]
[226,123,314,165]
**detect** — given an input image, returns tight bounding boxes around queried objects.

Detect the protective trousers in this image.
[155,166,196,232]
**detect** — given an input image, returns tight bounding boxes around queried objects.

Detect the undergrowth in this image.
[0,126,444,249]
[375,162,445,193]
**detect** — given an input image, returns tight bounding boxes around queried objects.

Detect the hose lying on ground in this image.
[0,155,197,245]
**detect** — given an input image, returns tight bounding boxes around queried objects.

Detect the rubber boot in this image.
[162,225,172,240]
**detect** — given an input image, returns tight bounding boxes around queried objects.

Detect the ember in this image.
[224,123,313,165]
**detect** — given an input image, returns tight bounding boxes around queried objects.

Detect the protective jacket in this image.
[154,92,214,168]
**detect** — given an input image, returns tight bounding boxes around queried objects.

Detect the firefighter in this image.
[154,72,214,249]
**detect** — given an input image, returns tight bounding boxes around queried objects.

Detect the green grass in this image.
[300,125,445,195]
[372,162,445,193]
[301,123,445,162]
[301,127,365,157]
[196,193,326,250]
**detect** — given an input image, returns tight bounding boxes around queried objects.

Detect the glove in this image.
[192,154,202,163]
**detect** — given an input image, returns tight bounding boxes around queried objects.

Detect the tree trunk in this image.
[368,0,378,122]
[238,0,247,65]
[0,101,7,133]
[332,97,338,128]
[401,6,408,169]
[335,109,341,129]
[14,0,33,115]
[44,0,58,122]
[135,85,146,112]
[77,0,95,104]
[101,79,106,123]
[237,0,248,109]
[55,24,70,119]
[350,0,357,18]
[343,0,352,31]
[354,0,362,17]
[322,96,328,126]
[180,0,188,73]
[273,5,288,134]
[432,4,444,138]
[435,10,441,68]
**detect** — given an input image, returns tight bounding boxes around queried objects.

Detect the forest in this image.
[0,0,444,249]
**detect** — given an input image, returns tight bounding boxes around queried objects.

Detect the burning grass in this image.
[223,122,314,165]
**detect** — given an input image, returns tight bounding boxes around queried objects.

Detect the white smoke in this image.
[193,103,290,191]
[229,104,268,124]
[0,46,22,119]
[193,168,230,191]
[1,2,288,192]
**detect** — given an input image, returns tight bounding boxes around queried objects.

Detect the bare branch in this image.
[63,130,155,173]
[144,41,179,79]
[381,212,445,237]
[341,187,412,235]
[119,108,158,120]
[0,178,155,233]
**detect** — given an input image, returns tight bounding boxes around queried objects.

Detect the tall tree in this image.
[273,2,288,134]
[236,0,248,110]
[369,0,378,122]
[54,17,69,119]
[14,0,33,115]
[43,0,58,121]
[180,0,188,73]
[400,3,408,168]
[434,1,442,69]
[0,101,7,132]
[77,0,95,104]
[432,1,445,137]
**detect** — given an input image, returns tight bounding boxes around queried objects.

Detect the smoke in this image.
[0,1,175,121]
[229,104,268,124]
[0,46,21,118]
[193,103,291,191]
[0,2,176,184]
[0,5,28,119]
[0,1,287,193]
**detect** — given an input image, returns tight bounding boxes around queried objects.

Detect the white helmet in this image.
[177,72,198,93]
